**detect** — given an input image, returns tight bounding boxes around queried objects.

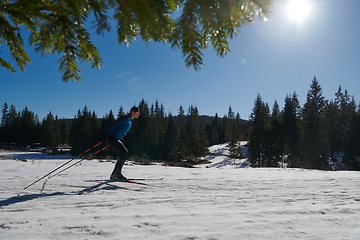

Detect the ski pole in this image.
[24,141,103,190]
[48,144,110,179]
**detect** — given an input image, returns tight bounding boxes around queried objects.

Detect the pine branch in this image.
[87,0,111,35]
[58,4,80,82]
[114,0,137,46]
[1,0,273,81]
[199,0,228,57]
[182,0,202,70]
[0,57,16,72]
[228,0,235,35]
[143,0,170,42]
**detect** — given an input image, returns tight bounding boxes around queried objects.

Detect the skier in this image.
[103,106,140,181]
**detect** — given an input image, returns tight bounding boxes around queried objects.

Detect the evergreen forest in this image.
[1,77,359,170]
[0,99,246,167]
[248,77,360,171]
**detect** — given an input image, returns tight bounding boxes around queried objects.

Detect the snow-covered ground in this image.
[1,144,360,240]
[202,142,249,168]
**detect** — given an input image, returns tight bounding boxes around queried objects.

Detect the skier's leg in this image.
[105,135,128,181]
[113,152,127,173]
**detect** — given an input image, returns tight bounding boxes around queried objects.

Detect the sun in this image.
[286,0,311,22]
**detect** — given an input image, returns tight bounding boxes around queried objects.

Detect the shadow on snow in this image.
[0,182,141,208]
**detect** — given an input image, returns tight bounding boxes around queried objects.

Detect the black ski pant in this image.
[103,134,128,174]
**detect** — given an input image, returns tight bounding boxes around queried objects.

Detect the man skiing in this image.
[103,106,140,181]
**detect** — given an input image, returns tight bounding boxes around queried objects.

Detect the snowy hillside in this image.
[1,145,360,240]
[201,141,249,169]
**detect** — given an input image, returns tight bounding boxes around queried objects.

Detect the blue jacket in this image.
[105,114,132,140]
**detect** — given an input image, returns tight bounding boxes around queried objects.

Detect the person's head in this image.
[130,106,140,119]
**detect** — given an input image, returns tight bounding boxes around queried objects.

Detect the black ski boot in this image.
[110,172,128,182]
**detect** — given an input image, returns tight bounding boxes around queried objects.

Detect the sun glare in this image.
[286,0,311,22]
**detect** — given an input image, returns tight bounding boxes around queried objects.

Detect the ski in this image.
[130,177,164,181]
[84,179,164,188]
[84,178,163,182]
[128,177,164,181]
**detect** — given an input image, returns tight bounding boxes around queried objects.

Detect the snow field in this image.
[0,149,360,239]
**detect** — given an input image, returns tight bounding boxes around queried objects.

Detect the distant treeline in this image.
[0,99,247,165]
[247,77,360,171]
[1,77,359,170]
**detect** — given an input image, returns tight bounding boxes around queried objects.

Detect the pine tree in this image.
[41,112,57,147]
[117,106,125,118]
[265,100,283,167]
[282,92,301,167]
[186,105,208,161]
[102,109,116,132]
[164,113,180,161]
[186,105,199,161]
[136,100,150,158]
[178,105,188,160]
[208,113,221,146]
[228,109,245,160]
[199,120,210,157]
[19,106,36,145]
[1,103,8,127]
[146,101,166,160]
[248,93,269,167]
[324,85,351,156]
[235,112,244,141]
[324,99,339,159]
[0,103,9,144]
[69,106,100,154]
[54,115,63,146]
[59,118,70,146]
[228,114,244,161]
[301,77,327,169]
[34,114,41,145]
[225,106,235,142]
[125,100,150,159]
[342,96,360,170]
[8,104,20,144]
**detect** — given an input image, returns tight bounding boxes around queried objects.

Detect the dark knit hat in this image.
[130,106,140,113]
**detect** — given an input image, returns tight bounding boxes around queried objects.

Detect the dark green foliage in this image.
[227,108,246,160]
[117,106,125,118]
[331,89,360,170]
[282,92,301,167]
[59,117,70,145]
[228,140,244,159]
[3,76,360,170]
[1,0,272,81]
[145,101,167,159]
[42,112,60,147]
[164,113,180,161]
[101,109,115,131]
[185,106,209,160]
[265,100,283,167]
[0,103,40,146]
[207,113,222,146]
[69,106,101,154]
[0,103,10,144]
[177,105,188,159]
[248,93,269,167]
[247,76,360,170]
[301,77,327,169]
[40,113,70,147]
[1,100,241,163]
[127,99,151,158]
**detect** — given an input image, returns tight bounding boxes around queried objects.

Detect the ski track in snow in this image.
[1,147,360,240]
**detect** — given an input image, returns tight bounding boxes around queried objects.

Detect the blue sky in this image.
[1,0,360,121]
